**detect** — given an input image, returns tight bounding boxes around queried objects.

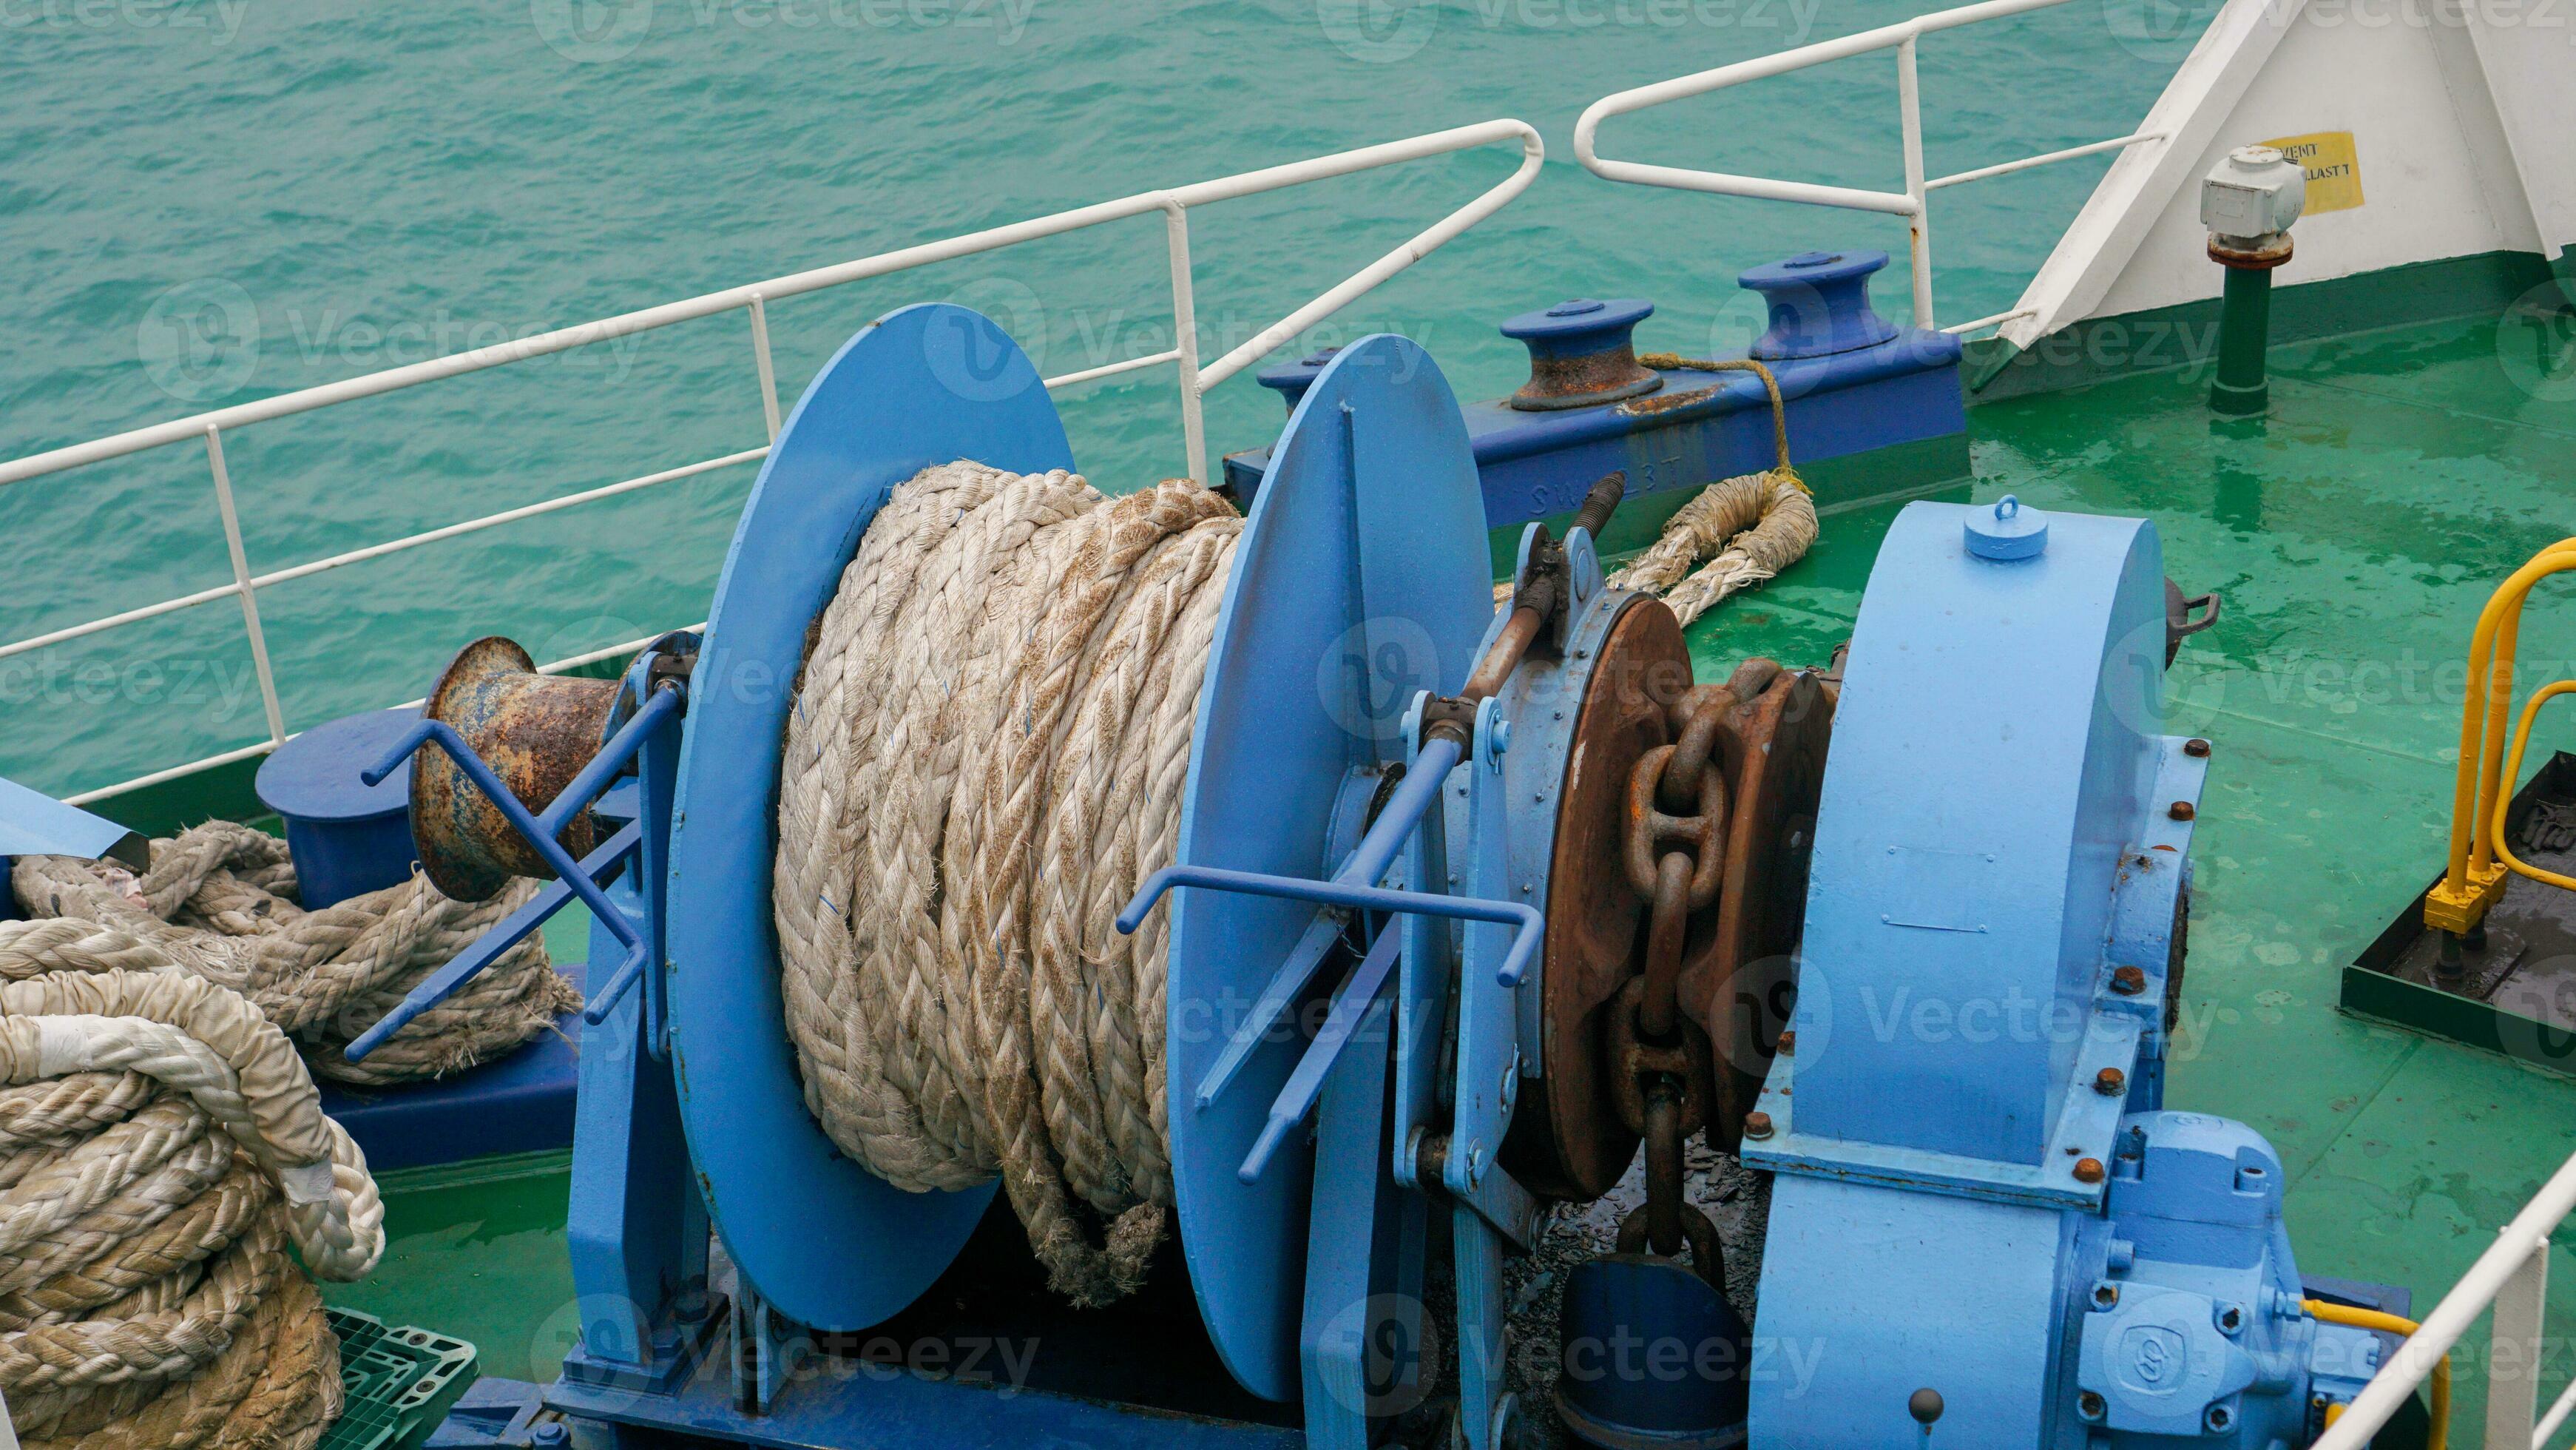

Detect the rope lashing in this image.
[12,823,579,1086]
[0,931,388,1449]
[1606,354,1819,630]
[774,461,1240,1307]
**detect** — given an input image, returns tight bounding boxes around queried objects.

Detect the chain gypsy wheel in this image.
[1497,590,1840,1199]
[1501,596,1690,1202]
[1677,666,1833,1153]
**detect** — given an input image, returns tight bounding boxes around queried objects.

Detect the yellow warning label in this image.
[2262,131,2364,215]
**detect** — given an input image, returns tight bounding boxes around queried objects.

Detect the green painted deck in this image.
[330,307,2576,1441]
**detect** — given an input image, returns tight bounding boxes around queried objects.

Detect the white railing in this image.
[0,119,1544,806]
[2315,1144,2576,1450]
[1572,0,2166,335]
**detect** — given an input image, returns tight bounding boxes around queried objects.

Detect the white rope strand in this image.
[774,462,1240,1306]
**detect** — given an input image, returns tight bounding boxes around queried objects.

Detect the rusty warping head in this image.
[410,635,619,903]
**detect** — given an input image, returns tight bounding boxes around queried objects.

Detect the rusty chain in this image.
[1607,687,1737,1294]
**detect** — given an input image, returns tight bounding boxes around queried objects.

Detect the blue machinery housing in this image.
[0,258,2416,1448]
[1745,503,2385,1445]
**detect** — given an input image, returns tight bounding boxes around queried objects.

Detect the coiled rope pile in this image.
[12,823,578,1087]
[775,461,1240,1306]
[1606,355,1819,628]
[0,920,385,1449]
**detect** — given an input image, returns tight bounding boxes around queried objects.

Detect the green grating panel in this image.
[319,1307,480,1450]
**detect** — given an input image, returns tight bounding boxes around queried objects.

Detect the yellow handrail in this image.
[2427,540,2576,934]
[2491,680,2576,891]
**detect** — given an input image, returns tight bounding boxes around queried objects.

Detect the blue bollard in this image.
[254,707,422,908]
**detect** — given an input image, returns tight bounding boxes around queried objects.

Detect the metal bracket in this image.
[349,655,689,1062]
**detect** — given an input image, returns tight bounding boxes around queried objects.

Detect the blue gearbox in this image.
[1739,499,2381,1448]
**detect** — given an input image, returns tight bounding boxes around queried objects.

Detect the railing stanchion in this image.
[1896,33,1934,331]
[1163,199,1208,485]
[748,292,783,442]
[1576,0,2169,330]
[203,425,287,748]
[2491,1234,2550,1450]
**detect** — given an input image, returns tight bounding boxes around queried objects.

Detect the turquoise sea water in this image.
[0,0,2205,796]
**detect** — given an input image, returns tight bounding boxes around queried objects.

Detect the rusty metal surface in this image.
[1501,596,1689,1201]
[411,635,618,902]
[1509,344,1663,412]
[2207,235,2293,269]
[1612,383,1722,419]
[1613,1084,1726,1292]
[1674,666,1834,1152]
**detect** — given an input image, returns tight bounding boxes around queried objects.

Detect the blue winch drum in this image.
[663,303,1491,1405]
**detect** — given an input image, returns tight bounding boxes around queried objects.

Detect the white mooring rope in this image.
[12,824,580,1087]
[774,461,1240,1306]
[1606,469,1817,628]
[1606,354,1819,629]
[0,941,387,1449]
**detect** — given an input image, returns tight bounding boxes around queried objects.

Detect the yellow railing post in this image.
[2427,541,2576,935]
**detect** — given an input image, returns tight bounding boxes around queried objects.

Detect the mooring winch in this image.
[345,300,2413,1450]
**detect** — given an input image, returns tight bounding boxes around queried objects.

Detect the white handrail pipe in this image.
[2314,1147,2576,1450]
[1927,131,2168,192]
[1573,0,2129,331]
[1163,200,1208,482]
[1575,0,2080,170]
[0,120,1541,490]
[203,427,285,747]
[7,121,1544,806]
[1198,123,1543,390]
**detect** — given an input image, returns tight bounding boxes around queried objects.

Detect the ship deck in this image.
[323,308,2576,1443]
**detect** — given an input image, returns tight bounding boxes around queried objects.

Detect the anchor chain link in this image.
[1606,688,1734,1293]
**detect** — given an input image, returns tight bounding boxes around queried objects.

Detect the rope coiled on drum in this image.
[774,461,1240,1306]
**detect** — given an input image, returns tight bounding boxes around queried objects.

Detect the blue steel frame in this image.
[0,775,143,921]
